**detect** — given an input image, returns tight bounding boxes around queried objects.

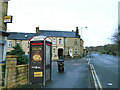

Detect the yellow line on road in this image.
[92,65,103,90]
[90,64,98,90]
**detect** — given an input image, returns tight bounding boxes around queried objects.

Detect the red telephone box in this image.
[29,36,52,86]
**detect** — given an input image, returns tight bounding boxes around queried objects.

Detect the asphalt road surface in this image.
[90,53,119,88]
[22,58,89,88]
[21,53,119,89]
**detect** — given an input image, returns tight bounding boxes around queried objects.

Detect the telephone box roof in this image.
[29,36,52,42]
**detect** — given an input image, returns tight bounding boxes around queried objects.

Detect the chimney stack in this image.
[36,27,39,33]
[76,27,79,36]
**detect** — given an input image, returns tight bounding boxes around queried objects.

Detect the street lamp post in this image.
[81,26,87,37]
[80,26,87,57]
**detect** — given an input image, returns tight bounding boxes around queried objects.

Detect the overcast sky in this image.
[7,0,119,47]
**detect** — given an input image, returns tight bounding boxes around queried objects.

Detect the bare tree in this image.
[113,26,120,56]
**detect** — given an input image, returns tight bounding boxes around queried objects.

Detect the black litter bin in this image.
[57,60,64,72]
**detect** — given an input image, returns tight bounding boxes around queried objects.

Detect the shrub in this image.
[7,43,28,65]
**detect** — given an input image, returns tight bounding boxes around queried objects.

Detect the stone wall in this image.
[16,65,28,87]
[5,55,28,88]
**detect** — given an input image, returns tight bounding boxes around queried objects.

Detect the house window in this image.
[53,48,56,54]
[0,44,4,61]
[53,38,56,44]
[8,41,12,48]
[65,48,68,55]
[17,41,20,44]
[74,39,78,45]
[65,38,68,44]
[28,42,30,48]
[74,49,78,55]
[59,39,62,44]
[81,40,83,47]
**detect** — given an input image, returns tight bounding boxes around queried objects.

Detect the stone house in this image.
[7,32,35,55]
[0,0,9,62]
[6,27,84,60]
[0,0,10,88]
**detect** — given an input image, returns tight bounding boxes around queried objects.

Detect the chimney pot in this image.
[36,27,39,33]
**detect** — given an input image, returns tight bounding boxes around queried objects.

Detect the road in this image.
[20,53,119,89]
[90,53,119,88]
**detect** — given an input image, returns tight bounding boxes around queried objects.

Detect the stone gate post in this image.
[5,55,18,88]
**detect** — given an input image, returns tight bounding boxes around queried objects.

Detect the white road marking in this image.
[103,66,118,67]
[105,57,118,62]
[73,63,87,65]
[107,83,112,86]
[82,58,86,59]
[88,58,90,65]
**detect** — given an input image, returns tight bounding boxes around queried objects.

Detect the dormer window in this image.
[25,35,28,38]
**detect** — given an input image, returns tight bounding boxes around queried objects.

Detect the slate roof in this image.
[0,30,10,36]
[7,30,80,40]
[7,32,35,40]
[36,30,80,38]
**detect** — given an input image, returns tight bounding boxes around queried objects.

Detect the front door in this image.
[70,49,73,57]
[58,49,63,59]
[0,44,3,62]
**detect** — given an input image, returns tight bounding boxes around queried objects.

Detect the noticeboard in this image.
[4,16,12,23]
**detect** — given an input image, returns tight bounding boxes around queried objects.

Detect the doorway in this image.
[70,49,73,57]
[58,49,63,59]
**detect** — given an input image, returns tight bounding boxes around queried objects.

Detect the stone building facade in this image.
[0,0,10,88]
[0,0,9,62]
[6,27,84,60]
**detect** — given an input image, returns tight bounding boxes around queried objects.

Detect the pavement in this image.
[21,58,89,88]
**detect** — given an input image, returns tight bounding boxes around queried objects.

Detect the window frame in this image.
[65,38,68,44]
[74,39,78,46]
[74,48,78,55]
[65,48,68,55]
[8,41,12,48]
[53,48,56,54]
[59,38,62,45]
[53,38,56,44]
[28,41,30,48]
